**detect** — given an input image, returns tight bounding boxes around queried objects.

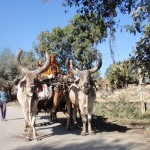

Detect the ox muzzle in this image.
[26,84,37,96]
[81,82,91,95]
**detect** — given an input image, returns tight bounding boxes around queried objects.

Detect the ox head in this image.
[65,54,102,94]
[14,49,50,96]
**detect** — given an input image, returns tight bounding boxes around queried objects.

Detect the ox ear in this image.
[19,77,27,88]
[13,78,20,86]
[35,79,43,92]
[74,77,80,85]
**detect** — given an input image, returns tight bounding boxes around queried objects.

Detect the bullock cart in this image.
[37,77,74,122]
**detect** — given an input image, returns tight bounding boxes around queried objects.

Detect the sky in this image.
[0,0,142,77]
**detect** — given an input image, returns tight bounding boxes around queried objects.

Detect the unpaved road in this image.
[1,102,150,150]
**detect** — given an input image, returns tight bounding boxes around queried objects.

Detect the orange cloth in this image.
[41,62,60,78]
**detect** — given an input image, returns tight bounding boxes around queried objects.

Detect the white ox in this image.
[14,49,50,141]
[65,54,102,136]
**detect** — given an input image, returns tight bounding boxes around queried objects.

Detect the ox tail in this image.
[83,95,88,115]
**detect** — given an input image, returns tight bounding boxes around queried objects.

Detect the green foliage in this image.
[34,15,105,71]
[0,48,18,87]
[20,51,37,71]
[91,71,101,79]
[63,0,149,65]
[128,2,149,34]
[0,49,37,87]
[63,0,148,34]
[69,15,106,70]
[94,101,141,120]
[105,60,138,91]
[130,35,150,79]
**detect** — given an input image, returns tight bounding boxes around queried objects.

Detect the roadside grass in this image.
[93,100,150,126]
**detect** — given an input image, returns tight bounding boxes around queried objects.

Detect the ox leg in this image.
[24,120,28,132]
[66,100,71,130]
[24,121,32,141]
[31,102,40,141]
[81,114,87,136]
[87,103,95,135]
[79,103,87,136]
[22,109,28,133]
[31,115,38,140]
[72,105,78,127]
[22,109,31,141]
[87,114,95,135]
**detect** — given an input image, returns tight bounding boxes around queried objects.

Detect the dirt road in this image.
[0,102,150,150]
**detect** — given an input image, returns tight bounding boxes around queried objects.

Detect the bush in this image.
[93,100,142,120]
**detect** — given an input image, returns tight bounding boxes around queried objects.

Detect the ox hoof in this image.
[73,123,79,129]
[66,126,71,130]
[36,137,41,141]
[89,130,95,135]
[25,137,31,142]
[81,131,86,136]
[24,129,27,132]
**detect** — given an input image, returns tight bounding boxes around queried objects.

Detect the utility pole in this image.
[138,68,146,114]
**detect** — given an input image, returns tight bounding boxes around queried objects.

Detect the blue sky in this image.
[0,0,142,77]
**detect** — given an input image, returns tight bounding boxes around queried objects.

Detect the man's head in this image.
[1,86,5,91]
[51,66,57,75]
[37,60,42,67]
[50,53,56,63]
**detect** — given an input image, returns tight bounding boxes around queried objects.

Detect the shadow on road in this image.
[7,117,24,121]
[14,116,142,150]
[92,115,129,133]
[35,114,130,141]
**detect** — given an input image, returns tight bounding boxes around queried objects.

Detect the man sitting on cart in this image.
[40,53,62,114]
[41,53,60,79]
[48,66,63,114]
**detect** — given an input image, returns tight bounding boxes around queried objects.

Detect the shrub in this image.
[93,100,142,120]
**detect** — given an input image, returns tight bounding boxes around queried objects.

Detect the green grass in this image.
[93,100,150,125]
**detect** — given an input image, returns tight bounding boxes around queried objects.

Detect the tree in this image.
[34,15,105,71]
[105,60,138,91]
[62,0,149,63]
[129,36,150,81]
[0,48,37,87]
[0,48,18,87]
[91,71,101,80]
[129,3,149,79]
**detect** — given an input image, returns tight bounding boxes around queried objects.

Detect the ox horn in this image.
[14,49,30,74]
[88,54,102,74]
[34,52,50,74]
[14,49,50,75]
[65,57,79,74]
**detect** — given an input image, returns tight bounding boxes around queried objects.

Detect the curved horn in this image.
[88,54,102,74]
[14,49,30,74]
[65,57,79,74]
[34,52,50,74]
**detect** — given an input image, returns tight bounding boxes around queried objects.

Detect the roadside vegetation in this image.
[94,96,150,126]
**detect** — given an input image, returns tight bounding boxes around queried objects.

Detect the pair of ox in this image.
[15,50,102,140]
